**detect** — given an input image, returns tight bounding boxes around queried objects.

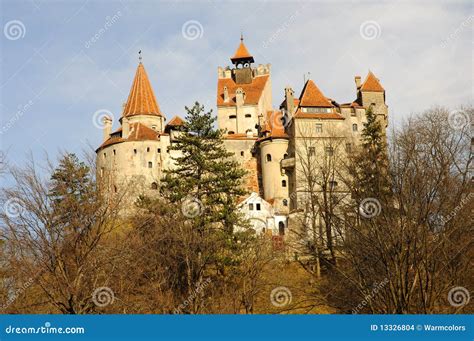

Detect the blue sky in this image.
[0,0,472,169]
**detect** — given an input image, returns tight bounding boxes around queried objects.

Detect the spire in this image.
[231,35,254,65]
[299,79,333,107]
[360,71,385,92]
[122,62,162,117]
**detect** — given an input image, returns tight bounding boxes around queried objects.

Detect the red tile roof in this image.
[231,38,254,63]
[217,75,269,106]
[166,115,185,127]
[298,80,333,107]
[97,122,160,150]
[360,71,384,92]
[122,63,163,117]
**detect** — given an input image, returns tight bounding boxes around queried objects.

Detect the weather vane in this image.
[138,50,142,63]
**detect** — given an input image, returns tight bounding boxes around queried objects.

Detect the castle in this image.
[96,37,388,237]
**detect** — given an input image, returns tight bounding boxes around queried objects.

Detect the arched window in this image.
[151,182,158,190]
[147,147,150,152]
[266,154,272,162]
[352,123,358,132]
[282,180,287,187]
[278,222,285,236]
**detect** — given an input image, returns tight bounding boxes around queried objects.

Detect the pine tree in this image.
[48,153,96,231]
[161,102,247,233]
[353,106,390,199]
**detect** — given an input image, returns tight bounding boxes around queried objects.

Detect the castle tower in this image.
[96,60,183,199]
[216,36,273,195]
[356,71,388,128]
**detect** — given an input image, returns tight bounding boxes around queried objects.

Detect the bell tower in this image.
[230,35,255,84]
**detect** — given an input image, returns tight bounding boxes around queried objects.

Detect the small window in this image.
[134,149,137,154]
[256,203,261,211]
[151,182,158,190]
[282,180,287,187]
[158,148,161,153]
[284,153,288,159]
[283,199,288,206]
[249,203,254,211]
[228,131,235,135]
[278,222,285,236]
[147,147,150,152]
[229,115,237,119]
[148,162,152,168]
[113,185,117,193]
[151,125,157,130]
[309,147,315,156]
[103,152,106,158]
[352,124,358,132]
[266,154,272,162]
[240,151,244,156]
[329,181,338,189]
[113,149,116,155]
[315,124,323,133]
[345,143,352,152]
[245,114,251,118]
[325,146,334,156]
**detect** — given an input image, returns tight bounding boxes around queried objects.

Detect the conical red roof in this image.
[360,71,384,92]
[122,63,162,117]
[298,80,333,107]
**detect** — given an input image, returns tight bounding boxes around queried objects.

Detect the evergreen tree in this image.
[161,102,247,233]
[48,153,96,231]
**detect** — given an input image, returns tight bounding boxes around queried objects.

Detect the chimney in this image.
[355,76,361,90]
[122,116,130,139]
[285,86,295,115]
[235,88,245,107]
[102,116,112,142]
[223,86,229,103]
